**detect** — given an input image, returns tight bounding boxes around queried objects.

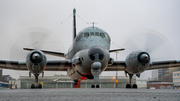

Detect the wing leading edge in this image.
[0,60,27,70]
[46,60,72,71]
[0,59,72,71]
[105,60,180,71]
[148,60,180,70]
[105,61,126,71]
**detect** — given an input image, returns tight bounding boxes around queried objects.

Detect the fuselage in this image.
[65,27,111,81]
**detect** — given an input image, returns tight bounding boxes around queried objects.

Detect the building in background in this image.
[0,69,2,81]
[162,68,170,82]
[152,70,158,81]
[147,81,173,89]
[14,75,145,89]
[158,69,163,81]
[158,67,179,82]
[136,80,147,89]
[2,75,12,83]
[0,75,17,89]
[172,71,180,89]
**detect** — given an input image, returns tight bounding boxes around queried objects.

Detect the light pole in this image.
[116,52,119,88]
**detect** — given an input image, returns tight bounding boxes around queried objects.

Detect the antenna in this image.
[88,22,98,28]
[73,8,76,40]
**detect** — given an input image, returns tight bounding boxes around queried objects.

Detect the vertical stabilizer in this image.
[73,8,76,41]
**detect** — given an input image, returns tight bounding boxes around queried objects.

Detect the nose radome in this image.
[91,62,102,70]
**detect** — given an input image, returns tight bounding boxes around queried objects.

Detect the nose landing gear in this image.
[91,84,100,88]
[90,61,102,88]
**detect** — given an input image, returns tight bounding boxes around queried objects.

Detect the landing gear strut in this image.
[125,74,138,89]
[31,74,42,89]
[73,80,78,85]
[91,68,101,88]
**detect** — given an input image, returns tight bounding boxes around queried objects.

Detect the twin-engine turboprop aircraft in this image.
[0,8,180,89]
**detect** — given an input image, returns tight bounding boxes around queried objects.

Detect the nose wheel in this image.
[91,68,101,88]
[91,84,100,88]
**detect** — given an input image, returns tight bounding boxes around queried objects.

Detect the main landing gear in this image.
[31,74,42,89]
[125,74,138,89]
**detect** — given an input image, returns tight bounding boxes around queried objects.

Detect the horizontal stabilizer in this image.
[109,48,125,53]
[23,48,65,58]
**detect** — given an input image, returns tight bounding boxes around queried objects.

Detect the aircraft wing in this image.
[46,60,71,71]
[0,59,72,71]
[23,48,65,57]
[105,61,126,71]
[0,60,27,70]
[105,60,180,71]
[147,60,180,70]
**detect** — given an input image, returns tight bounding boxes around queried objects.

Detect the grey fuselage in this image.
[65,27,111,81]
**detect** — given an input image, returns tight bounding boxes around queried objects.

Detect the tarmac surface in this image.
[0,88,180,101]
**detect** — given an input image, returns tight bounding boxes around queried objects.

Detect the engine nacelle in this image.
[26,50,47,74]
[125,51,150,74]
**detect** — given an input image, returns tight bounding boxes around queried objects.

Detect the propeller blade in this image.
[119,29,174,60]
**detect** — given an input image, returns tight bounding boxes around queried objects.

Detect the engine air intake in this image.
[88,45,105,61]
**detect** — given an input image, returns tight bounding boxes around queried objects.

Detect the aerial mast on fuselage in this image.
[73,8,76,41]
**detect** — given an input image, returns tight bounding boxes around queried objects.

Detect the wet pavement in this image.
[0,88,180,101]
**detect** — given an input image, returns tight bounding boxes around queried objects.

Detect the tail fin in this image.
[73,8,76,41]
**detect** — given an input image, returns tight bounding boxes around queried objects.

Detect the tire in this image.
[73,80,78,85]
[91,85,95,88]
[31,84,35,89]
[38,84,42,89]
[126,84,131,88]
[132,84,138,89]
[96,85,100,88]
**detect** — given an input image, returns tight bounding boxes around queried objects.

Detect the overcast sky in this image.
[0,0,180,79]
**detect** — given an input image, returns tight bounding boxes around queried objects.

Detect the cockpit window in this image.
[105,33,111,41]
[95,32,99,36]
[76,36,79,41]
[76,33,83,41]
[100,33,105,38]
[79,33,83,40]
[84,32,89,38]
[90,32,94,36]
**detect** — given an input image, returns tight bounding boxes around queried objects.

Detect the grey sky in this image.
[0,0,180,79]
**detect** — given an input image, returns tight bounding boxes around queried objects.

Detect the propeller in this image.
[119,29,174,61]
[7,27,65,61]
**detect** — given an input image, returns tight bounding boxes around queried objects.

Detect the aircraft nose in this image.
[88,45,105,61]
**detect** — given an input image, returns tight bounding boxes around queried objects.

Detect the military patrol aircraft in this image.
[0,8,180,89]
